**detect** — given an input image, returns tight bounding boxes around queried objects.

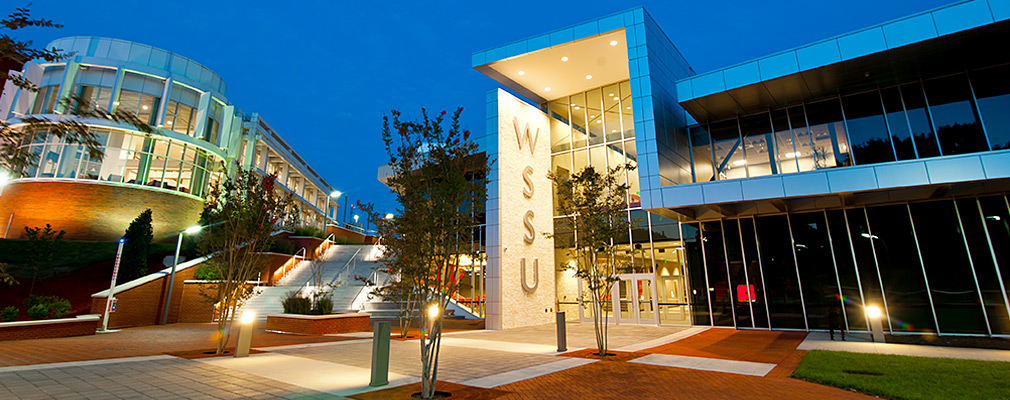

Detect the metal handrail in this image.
[331,247,362,286]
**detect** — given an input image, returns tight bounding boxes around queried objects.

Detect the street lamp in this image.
[325,190,342,226]
[160,223,213,325]
[385,213,394,220]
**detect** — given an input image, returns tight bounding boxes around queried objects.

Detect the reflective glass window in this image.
[625,141,640,207]
[739,218,769,328]
[880,87,917,160]
[38,136,61,178]
[970,65,1010,150]
[924,73,987,155]
[977,196,1010,334]
[955,198,1009,334]
[843,91,894,165]
[866,204,935,333]
[603,84,622,142]
[689,125,713,182]
[701,221,734,326]
[740,112,776,177]
[755,214,805,329]
[589,145,606,175]
[909,200,987,334]
[900,83,941,158]
[551,152,572,216]
[791,211,840,330]
[771,109,798,173]
[683,223,710,325]
[549,100,571,153]
[790,106,817,172]
[805,98,851,168]
[620,81,634,140]
[570,93,588,149]
[724,220,750,328]
[710,119,746,180]
[56,143,83,178]
[827,209,866,331]
[586,88,604,146]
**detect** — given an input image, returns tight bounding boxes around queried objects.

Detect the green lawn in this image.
[792,350,1010,399]
[0,239,178,278]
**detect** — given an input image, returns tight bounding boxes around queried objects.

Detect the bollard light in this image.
[866,305,885,343]
[866,305,881,319]
[428,304,440,319]
[241,310,255,324]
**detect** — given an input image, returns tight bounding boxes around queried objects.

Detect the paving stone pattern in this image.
[0,358,330,400]
[449,322,687,349]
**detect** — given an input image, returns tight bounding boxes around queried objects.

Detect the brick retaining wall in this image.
[265,313,371,335]
[0,315,100,341]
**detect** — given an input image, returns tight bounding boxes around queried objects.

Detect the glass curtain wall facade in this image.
[675,197,1010,336]
[683,65,1010,183]
[18,126,224,198]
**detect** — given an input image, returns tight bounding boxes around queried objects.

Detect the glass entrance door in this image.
[614,274,658,325]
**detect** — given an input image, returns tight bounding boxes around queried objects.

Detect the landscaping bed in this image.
[792,350,1010,399]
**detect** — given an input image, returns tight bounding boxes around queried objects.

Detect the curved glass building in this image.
[0,37,337,240]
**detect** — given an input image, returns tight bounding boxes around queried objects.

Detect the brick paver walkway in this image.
[0,322,357,367]
[641,328,810,377]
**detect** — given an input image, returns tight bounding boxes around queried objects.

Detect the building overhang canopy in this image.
[474,29,630,104]
[678,6,1010,123]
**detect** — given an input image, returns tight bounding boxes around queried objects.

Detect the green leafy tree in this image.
[23,223,65,297]
[1,7,154,177]
[119,209,154,283]
[198,167,294,354]
[361,107,489,398]
[548,164,634,356]
[0,264,17,286]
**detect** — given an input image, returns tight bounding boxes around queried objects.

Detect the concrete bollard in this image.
[235,311,254,357]
[370,321,391,387]
[556,311,567,352]
[866,305,885,343]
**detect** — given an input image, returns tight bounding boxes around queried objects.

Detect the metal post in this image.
[370,321,391,386]
[343,195,349,226]
[160,232,184,325]
[556,311,567,352]
[99,238,126,332]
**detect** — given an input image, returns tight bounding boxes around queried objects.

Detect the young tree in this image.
[548,164,634,356]
[360,107,489,398]
[119,209,154,283]
[198,167,292,354]
[0,264,17,286]
[23,224,66,297]
[1,7,154,177]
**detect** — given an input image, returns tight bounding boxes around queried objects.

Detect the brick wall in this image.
[178,282,217,322]
[0,181,203,241]
[325,225,378,244]
[264,313,371,335]
[288,236,325,259]
[0,316,99,341]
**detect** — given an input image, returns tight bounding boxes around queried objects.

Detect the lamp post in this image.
[325,190,342,226]
[160,224,206,325]
[343,195,350,226]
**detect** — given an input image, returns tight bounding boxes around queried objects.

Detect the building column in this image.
[54,58,80,114]
[155,77,173,126]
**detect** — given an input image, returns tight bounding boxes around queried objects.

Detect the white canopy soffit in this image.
[477,29,630,104]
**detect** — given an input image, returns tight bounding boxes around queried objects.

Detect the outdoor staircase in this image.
[237,244,382,321]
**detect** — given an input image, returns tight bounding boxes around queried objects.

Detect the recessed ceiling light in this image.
[518,70,525,75]
[596,119,602,123]
[626,106,631,110]
[608,93,614,97]
[585,75,592,79]
[570,103,576,106]
[561,56,569,62]
[612,129,617,133]
[544,87,551,92]
[574,106,580,110]
[610,40,618,46]
[141,105,149,110]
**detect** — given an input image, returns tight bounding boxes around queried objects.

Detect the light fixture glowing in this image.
[113,101,119,106]
[561,56,569,62]
[574,106,580,110]
[596,119,602,123]
[0,172,9,187]
[612,129,617,133]
[626,106,631,110]
[570,103,576,106]
[785,152,799,158]
[608,93,614,97]
[732,160,746,166]
[610,40,618,46]
[141,105,149,110]
[240,311,255,324]
[165,121,173,125]
[544,87,551,92]
[385,213,394,219]
[866,305,882,319]
[585,75,592,80]
[330,190,342,198]
[428,304,440,318]
[518,70,525,76]
[184,226,202,234]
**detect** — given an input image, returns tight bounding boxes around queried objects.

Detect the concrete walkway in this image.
[799,331,1010,362]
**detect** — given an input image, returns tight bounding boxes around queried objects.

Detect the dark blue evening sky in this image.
[19,0,952,217]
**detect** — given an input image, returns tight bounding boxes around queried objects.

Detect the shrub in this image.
[23,295,72,318]
[281,290,312,315]
[1,306,18,322]
[194,264,220,280]
[27,304,48,319]
[313,296,334,315]
[270,239,297,255]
